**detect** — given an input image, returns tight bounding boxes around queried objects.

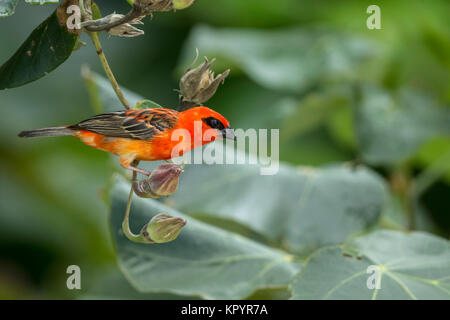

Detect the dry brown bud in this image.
[133,163,183,198]
[107,14,145,37]
[179,57,230,105]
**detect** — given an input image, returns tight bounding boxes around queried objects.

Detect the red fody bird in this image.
[19,106,235,175]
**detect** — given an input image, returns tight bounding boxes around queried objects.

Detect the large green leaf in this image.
[354,86,450,165]
[291,230,450,299]
[180,25,376,93]
[80,267,200,300]
[0,0,18,17]
[110,175,299,299]
[141,156,386,256]
[0,1,79,89]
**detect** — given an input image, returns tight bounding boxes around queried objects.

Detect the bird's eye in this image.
[210,118,220,127]
[203,117,224,130]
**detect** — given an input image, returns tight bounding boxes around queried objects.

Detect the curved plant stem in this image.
[122,170,147,243]
[87,31,131,109]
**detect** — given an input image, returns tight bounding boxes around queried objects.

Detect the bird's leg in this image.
[120,156,151,176]
[126,165,151,176]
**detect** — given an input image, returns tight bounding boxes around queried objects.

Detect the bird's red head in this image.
[178,106,235,143]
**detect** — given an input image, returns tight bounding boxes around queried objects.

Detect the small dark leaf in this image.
[0,0,80,89]
[135,99,163,109]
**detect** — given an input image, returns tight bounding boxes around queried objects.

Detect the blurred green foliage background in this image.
[0,0,449,299]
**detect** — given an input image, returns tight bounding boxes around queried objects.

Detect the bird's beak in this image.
[221,128,236,141]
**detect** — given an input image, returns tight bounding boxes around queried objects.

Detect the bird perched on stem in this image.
[18,106,235,176]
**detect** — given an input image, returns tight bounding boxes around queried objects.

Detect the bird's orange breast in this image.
[75,129,188,161]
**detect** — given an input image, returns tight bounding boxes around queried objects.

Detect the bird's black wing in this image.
[70,108,178,140]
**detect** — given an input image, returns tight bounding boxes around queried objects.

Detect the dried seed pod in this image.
[107,14,145,37]
[179,57,230,106]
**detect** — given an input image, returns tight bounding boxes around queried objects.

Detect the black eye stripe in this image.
[202,117,225,130]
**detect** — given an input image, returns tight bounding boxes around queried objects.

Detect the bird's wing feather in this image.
[70,109,178,140]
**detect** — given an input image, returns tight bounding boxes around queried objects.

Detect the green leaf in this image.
[24,0,59,4]
[0,0,18,17]
[110,175,299,299]
[0,1,80,89]
[354,86,450,165]
[135,99,163,109]
[147,156,386,256]
[180,25,376,93]
[80,267,200,300]
[91,1,102,20]
[291,230,450,299]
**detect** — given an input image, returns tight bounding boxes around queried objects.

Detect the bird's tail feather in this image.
[18,126,74,138]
